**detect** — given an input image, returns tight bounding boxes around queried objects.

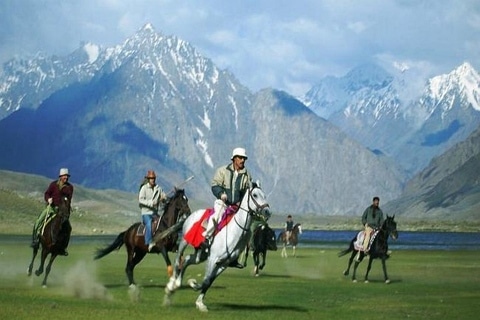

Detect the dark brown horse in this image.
[28,196,71,287]
[338,215,398,283]
[278,223,302,257]
[94,188,191,287]
[244,224,277,276]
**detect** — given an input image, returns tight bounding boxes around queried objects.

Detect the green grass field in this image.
[0,241,479,320]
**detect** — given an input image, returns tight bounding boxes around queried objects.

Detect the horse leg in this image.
[126,248,146,287]
[364,256,374,283]
[381,257,390,284]
[35,247,48,277]
[27,245,39,276]
[243,246,250,268]
[41,254,57,287]
[351,257,363,283]
[292,245,296,257]
[281,244,287,258]
[252,252,259,276]
[159,247,173,277]
[259,251,266,270]
[166,240,194,293]
[343,250,358,276]
[191,264,226,312]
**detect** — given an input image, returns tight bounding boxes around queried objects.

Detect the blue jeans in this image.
[142,214,153,245]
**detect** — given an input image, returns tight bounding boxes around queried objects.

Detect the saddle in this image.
[354,230,379,252]
[184,205,238,248]
[136,215,161,237]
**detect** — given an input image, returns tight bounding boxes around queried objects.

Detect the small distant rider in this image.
[284,215,294,245]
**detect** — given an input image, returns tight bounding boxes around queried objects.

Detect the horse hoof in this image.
[385,279,391,284]
[196,301,208,312]
[188,278,199,290]
[162,294,171,307]
[343,270,349,276]
[364,280,369,284]
[352,279,357,283]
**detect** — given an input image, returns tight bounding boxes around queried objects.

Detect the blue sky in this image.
[1,0,479,96]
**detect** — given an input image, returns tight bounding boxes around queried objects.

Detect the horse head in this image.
[385,215,398,240]
[58,196,71,221]
[163,188,191,226]
[294,223,303,235]
[264,226,278,251]
[244,183,270,222]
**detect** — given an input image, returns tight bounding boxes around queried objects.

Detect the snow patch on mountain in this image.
[83,43,100,64]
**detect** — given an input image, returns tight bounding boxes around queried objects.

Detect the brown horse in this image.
[278,223,302,257]
[27,196,71,287]
[94,188,191,287]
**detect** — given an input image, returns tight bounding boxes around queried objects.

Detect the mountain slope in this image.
[304,63,480,176]
[384,124,480,220]
[0,25,405,215]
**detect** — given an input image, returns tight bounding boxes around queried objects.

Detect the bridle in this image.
[235,186,270,229]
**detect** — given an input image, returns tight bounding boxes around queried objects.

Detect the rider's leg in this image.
[362,226,373,252]
[31,206,50,247]
[142,214,154,251]
[201,199,226,246]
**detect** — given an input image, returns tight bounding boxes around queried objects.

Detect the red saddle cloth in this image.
[183,205,238,248]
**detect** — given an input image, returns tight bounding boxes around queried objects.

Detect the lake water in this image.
[3,230,479,250]
[280,229,480,251]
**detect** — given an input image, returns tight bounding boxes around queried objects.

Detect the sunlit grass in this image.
[1,242,479,319]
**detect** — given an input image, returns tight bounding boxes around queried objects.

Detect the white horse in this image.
[164,182,270,312]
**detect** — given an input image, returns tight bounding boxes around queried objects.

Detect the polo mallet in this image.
[154,175,195,241]
[166,175,195,196]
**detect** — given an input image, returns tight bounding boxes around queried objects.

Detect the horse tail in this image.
[94,231,126,260]
[337,238,355,257]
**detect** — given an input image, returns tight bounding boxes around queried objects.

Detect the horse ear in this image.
[252,179,261,188]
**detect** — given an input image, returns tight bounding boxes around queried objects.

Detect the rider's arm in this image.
[211,167,227,200]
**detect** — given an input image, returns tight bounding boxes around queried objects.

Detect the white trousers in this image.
[202,199,226,239]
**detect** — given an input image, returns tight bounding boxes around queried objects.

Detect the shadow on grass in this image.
[217,302,308,312]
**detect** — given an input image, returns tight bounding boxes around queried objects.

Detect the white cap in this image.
[231,147,248,160]
[59,168,70,177]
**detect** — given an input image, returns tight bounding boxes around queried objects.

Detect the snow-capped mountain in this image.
[304,62,480,176]
[0,24,404,215]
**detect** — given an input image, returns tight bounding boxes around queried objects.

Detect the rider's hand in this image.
[220,193,227,202]
[47,198,53,205]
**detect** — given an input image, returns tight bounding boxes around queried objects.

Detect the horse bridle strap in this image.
[237,187,269,218]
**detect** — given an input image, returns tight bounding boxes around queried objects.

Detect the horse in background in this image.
[278,223,302,257]
[28,196,71,287]
[338,215,398,283]
[243,224,277,276]
[94,188,191,288]
[164,182,270,312]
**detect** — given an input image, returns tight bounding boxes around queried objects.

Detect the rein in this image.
[222,186,269,260]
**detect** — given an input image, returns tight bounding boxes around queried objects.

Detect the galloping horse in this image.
[164,182,270,312]
[28,196,71,287]
[278,223,302,257]
[338,215,398,283]
[244,224,277,276]
[94,188,191,287]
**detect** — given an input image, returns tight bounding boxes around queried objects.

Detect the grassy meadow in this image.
[0,240,479,320]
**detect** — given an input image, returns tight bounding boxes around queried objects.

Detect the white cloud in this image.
[0,0,479,97]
